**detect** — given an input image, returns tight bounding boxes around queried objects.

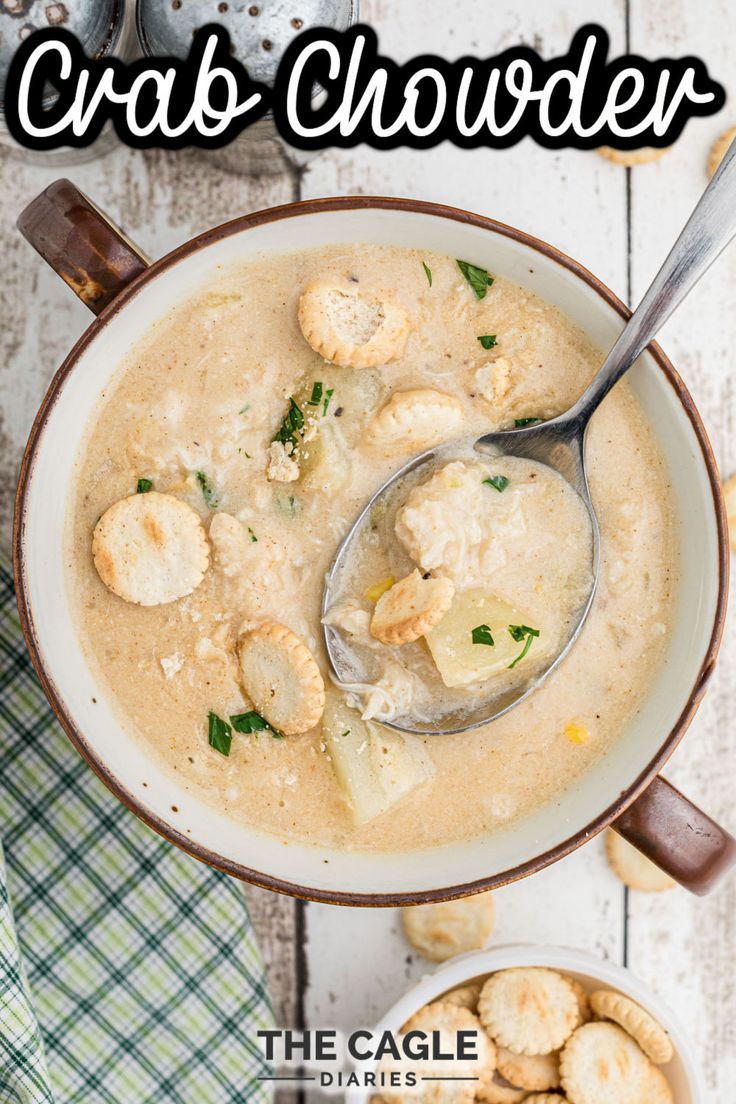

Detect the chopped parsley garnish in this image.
[483,475,509,493]
[322,387,334,416]
[457,260,494,299]
[208,711,232,756]
[341,729,351,739]
[238,448,252,458]
[307,381,323,406]
[273,396,305,451]
[515,417,542,427]
[230,710,284,739]
[239,404,251,415]
[477,335,497,349]
[508,624,540,668]
[248,527,258,542]
[196,471,218,508]
[471,624,495,647]
[422,261,433,287]
[136,478,153,494]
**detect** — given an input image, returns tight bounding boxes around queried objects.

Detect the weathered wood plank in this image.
[625,3,736,1098]
[243,888,303,1104]
[302,843,624,1034]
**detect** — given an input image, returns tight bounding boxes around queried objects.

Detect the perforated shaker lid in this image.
[137,0,358,85]
[0,0,122,104]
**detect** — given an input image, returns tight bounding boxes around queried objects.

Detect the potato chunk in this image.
[425,589,541,688]
[299,420,351,497]
[322,697,433,824]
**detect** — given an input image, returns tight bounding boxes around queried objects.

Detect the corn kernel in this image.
[565,722,588,745]
[365,576,396,603]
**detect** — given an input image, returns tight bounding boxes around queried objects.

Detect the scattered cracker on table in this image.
[92,492,209,606]
[605,830,676,892]
[497,1045,560,1090]
[478,967,580,1056]
[722,473,736,551]
[237,621,325,735]
[597,145,669,166]
[367,388,464,455]
[590,990,673,1065]
[708,125,736,178]
[402,891,495,962]
[370,569,455,645]
[560,1021,671,1104]
[298,278,410,369]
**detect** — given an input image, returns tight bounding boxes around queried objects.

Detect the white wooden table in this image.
[1,3,734,1101]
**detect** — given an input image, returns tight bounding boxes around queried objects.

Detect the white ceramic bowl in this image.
[14,189,730,904]
[345,943,706,1104]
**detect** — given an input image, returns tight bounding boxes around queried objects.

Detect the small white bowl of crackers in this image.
[349,943,705,1104]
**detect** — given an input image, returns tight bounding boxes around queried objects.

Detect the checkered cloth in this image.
[0,555,274,1103]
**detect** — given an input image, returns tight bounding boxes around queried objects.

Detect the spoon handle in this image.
[571,136,736,423]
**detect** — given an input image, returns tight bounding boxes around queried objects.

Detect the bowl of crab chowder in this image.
[13,181,733,904]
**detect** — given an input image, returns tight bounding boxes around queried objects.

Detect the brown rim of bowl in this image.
[12,195,730,907]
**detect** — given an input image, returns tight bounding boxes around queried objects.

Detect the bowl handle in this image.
[613,775,736,895]
[17,178,149,314]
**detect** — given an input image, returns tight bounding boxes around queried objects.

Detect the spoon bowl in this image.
[322,420,600,735]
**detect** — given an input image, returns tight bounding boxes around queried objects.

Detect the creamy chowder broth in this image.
[68,243,677,852]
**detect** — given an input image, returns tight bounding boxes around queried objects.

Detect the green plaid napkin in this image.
[0,555,274,1103]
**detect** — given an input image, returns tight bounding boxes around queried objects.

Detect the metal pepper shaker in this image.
[0,0,138,161]
[137,0,359,175]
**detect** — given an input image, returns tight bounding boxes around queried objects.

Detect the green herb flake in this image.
[471,624,495,647]
[248,527,258,542]
[273,396,305,451]
[208,711,232,756]
[457,260,494,299]
[230,710,284,739]
[322,387,334,416]
[274,490,301,518]
[477,334,497,349]
[341,729,351,739]
[196,471,218,508]
[483,475,509,493]
[508,624,540,668]
[514,417,542,427]
[422,261,433,287]
[239,404,251,415]
[136,478,153,494]
[307,381,323,407]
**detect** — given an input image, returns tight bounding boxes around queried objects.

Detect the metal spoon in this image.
[323,138,736,735]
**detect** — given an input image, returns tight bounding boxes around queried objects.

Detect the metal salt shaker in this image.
[0,0,138,162]
[137,0,359,175]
